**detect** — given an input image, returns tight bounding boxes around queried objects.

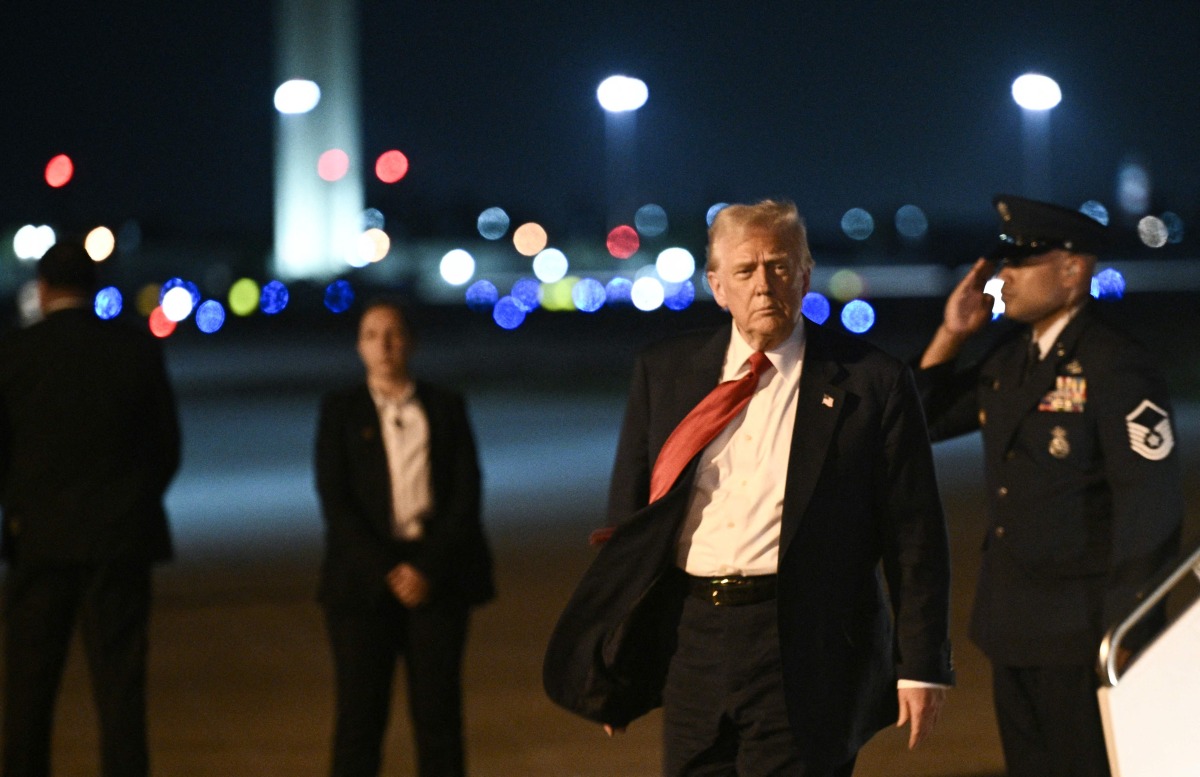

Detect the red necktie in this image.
[648,350,772,503]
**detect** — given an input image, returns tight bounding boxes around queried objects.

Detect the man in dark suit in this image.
[915,195,1184,777]
[315,300,494,777]
[0,241,181,777]
[545,200,953,776]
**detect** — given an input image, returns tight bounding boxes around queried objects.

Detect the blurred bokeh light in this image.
[572,278,606,312]
[44,154,74,188]
[656,247,695,283]
[94,287,122,320]
[532,248,569,283]
[324,279,354,313]
[439,249,476,285]
[229,278,260,316]
[840,299,876,334]
[841,208,874,241]
[465,280,498,312]
[148,307,176,338]
[84,226,116,261]
[195,300,226,333]
[663,280,695,311]
[317,148,350,182]
[492,296,526,329]
[511,277,541,312]
[375,150,409,183]
[631,277,664,311]
[635,204,669,237]
[1093,268,1125,299]
[477,207,510,240]
[1080,200,1110,225]
[605,277,633,304]
[13,225,56,260]
[596,75,648,112]
[1137,215,1168,248]
[260,280,289,315]
[1011,73,1062,110]
[802,292,831,325]
[829,269,865,301]
[894,205,928,240]
[607,225,639,259]
[274,79,321,114]
[513,222,548,256]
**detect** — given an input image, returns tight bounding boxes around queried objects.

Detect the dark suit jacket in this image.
[314,382,494,610]
[0,307,180,564]
[916,301,1183,665]
[544,318,953,765]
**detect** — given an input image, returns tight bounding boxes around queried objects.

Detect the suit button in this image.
[997,486,1008,497]
[1005,450,1016,461]
[994,526,1006,538]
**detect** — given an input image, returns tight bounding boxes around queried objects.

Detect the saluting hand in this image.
[944,258,996,337]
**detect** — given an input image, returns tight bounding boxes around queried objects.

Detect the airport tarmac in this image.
[5,303,1198,777]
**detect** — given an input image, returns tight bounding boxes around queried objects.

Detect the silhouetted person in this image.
[315,300,494,777]
[0,242,181,777]
[545,200,953,776]
[916,195,1184,777]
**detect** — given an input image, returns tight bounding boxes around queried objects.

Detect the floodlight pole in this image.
[272,0,363,280]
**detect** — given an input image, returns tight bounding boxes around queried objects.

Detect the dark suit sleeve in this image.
[879,366,955,685]
[314,392,397,592]
[1094,340,1184,627]
[912,359,983,443]
[606,352,653,523]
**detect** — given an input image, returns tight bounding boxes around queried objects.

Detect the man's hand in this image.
[387,563,430,608]
[602,724,626,737]
[920,258,996,368]
[896,686,947,750]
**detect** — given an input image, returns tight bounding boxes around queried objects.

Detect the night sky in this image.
[5,1,1200,248]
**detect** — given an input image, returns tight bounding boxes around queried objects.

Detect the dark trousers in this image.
[662,596,856,777]
[325,595,469,777]
[2,562,152,777]
[992,664,1111,777]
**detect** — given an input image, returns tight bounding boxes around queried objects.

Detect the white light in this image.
[532,248,569,283]
[274,79,321,114]
[13,224,56,261]
[655,247,695,283]
[984,278,1005,317]
[1011,73,1062,111]
[439,249,476,286]
[597,75,648,113]
[631,276,664,311]
[161,286,195,322]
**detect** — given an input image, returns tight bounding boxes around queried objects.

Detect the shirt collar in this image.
[1032,302,1084,360]
[723,316,806,381]
[368,381,416,408]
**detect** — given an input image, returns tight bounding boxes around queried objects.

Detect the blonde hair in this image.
[707,199,813,272]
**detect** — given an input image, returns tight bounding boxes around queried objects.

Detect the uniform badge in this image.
[1064,359,1083,375]
[1038,376,1087,412]
[1049,426,1070,459]
[978,409,987,427]
[1125,400,1174,460]
[822,394,835,408]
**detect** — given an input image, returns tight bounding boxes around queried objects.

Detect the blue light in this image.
[1079,200,1110,226]
[605,277,633,304]
[510,277,541,312]
[261,280,289,315]
[159,277,201,309]
[840,208,874,241]
[477,207,510,240]
[663,280,695,311]
[572,278,606,313]
[1093,268,1125,299]
[492,296,526,329]
[705,202,729,227]
[801,292,830,324]
[465,279,499,312]
[323,280,354,313]
[635,204,669,237]
[195,300,226,333]
[94,287,123,320]
[840,299,876,334]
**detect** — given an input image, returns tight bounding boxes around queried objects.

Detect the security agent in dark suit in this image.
[315,300,494,777]
[916,195,1184,777]
[545,200,954,776]
[0,242,181,777]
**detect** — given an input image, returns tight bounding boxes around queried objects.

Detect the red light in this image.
[45,154,74,188]
[317,149,350,182]
[375,150,409,183]
[149,307,177,338]
[606,225,640,259]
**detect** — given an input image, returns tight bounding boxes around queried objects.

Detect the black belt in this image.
[687,574,777,606]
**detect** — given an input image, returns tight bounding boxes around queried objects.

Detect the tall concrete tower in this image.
[273,0,362,280]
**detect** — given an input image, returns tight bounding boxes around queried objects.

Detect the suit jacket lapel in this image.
[779,321,845,560]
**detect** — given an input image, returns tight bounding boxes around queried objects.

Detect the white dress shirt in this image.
[675,319,806,576]
[370,384,433,541]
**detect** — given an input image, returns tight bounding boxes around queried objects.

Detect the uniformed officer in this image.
[915,195,1184,777]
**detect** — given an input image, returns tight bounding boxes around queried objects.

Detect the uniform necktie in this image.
[1022,335,1040,385]
[648,351,772,503]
